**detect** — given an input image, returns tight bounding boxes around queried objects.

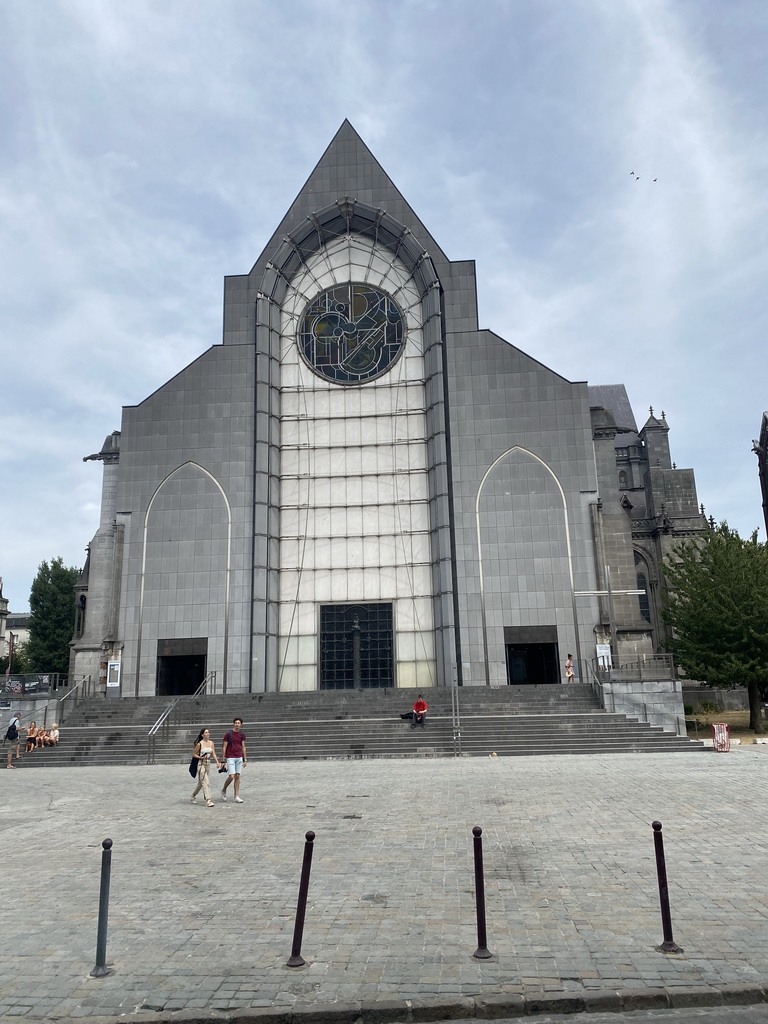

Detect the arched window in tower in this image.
[618,470,628,490]
[75,593,87,638]
[634,551,651,624]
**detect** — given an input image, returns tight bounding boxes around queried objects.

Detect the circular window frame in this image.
[296,282,407,386]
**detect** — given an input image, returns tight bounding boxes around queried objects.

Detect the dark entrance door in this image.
[505,643,559,685]
[319,603,393,689]
[503,625,560,685]
[156,638,208,696]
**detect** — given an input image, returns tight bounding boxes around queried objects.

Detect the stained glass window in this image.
[298,284,405,384]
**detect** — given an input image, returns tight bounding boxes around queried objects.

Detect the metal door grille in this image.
[319,603,393,689]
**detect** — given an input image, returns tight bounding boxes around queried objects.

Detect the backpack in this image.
[5,722,18,742]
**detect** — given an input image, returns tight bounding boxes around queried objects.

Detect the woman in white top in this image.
[191,728,220,806]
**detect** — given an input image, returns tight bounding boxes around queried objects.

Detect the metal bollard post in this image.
[651,821,683,954]
[287,831,316,967]
[90,839,113,977]
[471,826,492,959]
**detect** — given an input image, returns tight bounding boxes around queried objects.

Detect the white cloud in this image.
[1,0,767,608]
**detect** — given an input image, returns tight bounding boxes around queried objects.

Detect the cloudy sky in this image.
[1,0,766,610]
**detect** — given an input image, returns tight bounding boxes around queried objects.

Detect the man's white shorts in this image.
[226,757,243,775]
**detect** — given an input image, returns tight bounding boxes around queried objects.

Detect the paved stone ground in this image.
[2,748,768,1020]
[447,1011,768,1023]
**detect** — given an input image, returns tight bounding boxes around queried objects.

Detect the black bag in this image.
[400,711,414,720]
[5,724,18,741]
[188,756,198,778]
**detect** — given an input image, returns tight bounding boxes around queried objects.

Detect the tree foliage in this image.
[663,522,768,732]
[0,642,30,675]
[25,558,79,674]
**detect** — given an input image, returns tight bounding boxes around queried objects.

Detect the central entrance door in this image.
[503,625,560,685]
[156,638,208,696]
[505,643,559,685]
[319,603,394,689]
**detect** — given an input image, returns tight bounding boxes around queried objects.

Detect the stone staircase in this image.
[14,685,702,768]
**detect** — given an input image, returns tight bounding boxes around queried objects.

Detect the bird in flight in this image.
[630,171,635,176]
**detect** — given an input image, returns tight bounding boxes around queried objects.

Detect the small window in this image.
[633,552,651,624]
[636,573,651,623]
[618,470,628,490]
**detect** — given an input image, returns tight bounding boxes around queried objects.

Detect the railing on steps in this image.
[583,660,686,738]
[603,689,687,738]
[592,653,677,682]
[56,676,95,725]
[584,661,607,710]
[147,672,217,763]
[451,668,462,757]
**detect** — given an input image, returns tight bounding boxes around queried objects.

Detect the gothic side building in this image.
[69,122,707,697]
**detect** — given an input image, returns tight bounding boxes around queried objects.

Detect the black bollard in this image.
[90,838,113,977]
[471,826,493,959]
[287,831,316,967]
[651,821,683,954]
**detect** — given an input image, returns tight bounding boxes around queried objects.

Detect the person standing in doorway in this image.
[564,654,575,682]
[221,718,247,803]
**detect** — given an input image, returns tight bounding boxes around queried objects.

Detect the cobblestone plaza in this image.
[2,749,768,1019]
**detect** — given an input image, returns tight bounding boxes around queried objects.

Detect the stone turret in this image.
[639,408,672,471]
[69,432,124,693]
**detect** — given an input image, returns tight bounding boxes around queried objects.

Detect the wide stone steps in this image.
[61,685,600,727]
[17,701,701,767]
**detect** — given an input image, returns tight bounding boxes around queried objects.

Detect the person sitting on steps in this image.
[411,694,428,729]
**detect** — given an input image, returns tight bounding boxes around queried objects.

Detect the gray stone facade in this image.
[69,122,708,696]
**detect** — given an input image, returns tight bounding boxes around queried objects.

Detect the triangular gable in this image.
[245,120,450,282]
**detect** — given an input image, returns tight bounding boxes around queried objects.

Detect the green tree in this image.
[663,522,768,733]
[25,558,80,675]
[0,642,30,675]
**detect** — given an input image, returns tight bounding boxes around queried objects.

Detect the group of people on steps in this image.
[5,713,59,768]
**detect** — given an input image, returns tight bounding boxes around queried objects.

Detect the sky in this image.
[1,0,766,611]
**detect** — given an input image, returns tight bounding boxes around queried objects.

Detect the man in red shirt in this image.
[221,718,247,803]
[412,695,428,729]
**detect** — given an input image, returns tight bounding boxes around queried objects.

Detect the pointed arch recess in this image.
[135,462,233,696]
[475,446,583,686]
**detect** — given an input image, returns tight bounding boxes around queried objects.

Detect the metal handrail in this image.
[148,698,179,738]
[583,660,606,709]
[148,672,217,738]
[192,671,217,701]
[451,666,462,757]
[609,688,684,736]
[592,654,676,683]
[147,697,179,765]
[147,672,217,763]
[2,676,90,738]
[56,675,93,724]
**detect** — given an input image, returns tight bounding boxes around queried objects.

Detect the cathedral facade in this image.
[70,123,707,697]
